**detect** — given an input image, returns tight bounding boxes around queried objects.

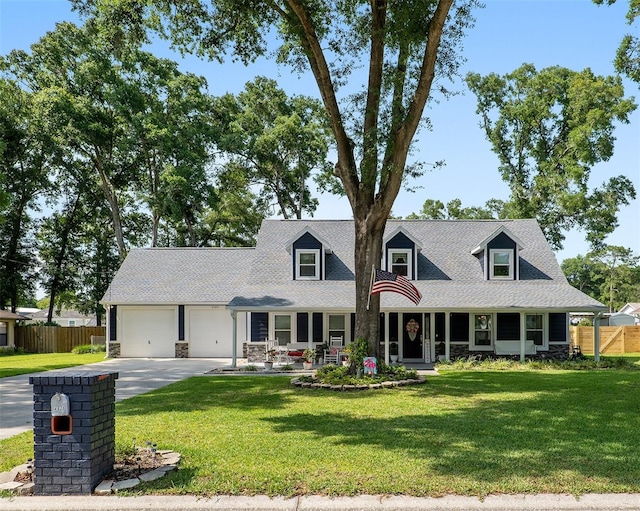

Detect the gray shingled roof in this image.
[104,219,605,311]
[103,247,254,304]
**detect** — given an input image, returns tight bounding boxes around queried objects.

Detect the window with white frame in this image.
[274,315,291,345]
[328,314,345,343]
[489,249,514,279]
[0,321,7,346]
[472,313,492,348]
[296,249,320,280]
[389,249,411,278]
[526,314,544,346]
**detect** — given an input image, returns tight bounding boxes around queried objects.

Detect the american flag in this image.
[370,269,422,305]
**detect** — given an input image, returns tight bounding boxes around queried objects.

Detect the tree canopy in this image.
[562,246,640,312]
[214,76,332,219]
[466,64,636,250]
[594,0,640,84]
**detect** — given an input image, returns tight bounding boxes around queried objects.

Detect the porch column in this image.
[230,310,237,368]
[594,311,603,362]
[384,311,389,364]
[520,312,526,362]
[445,312,450,361]
[8,320,15,348]
[308,312,313,350]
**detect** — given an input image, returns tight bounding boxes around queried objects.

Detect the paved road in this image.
[1,493,639,511]
[0,358,228,440]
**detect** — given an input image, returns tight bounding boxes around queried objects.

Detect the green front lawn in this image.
[0,352,107,378]
[3,369,640,497]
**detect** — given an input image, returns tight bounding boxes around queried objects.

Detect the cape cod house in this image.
[102,219,605,363]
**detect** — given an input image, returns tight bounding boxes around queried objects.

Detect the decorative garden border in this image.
[290,376,426,391]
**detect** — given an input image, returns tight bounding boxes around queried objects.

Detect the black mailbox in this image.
[50,392,72,435]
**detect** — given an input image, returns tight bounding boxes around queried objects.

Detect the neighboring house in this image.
[619,303,640,322]
[26,308,97,327]
[102,219,605,362]
[0,310,30,348]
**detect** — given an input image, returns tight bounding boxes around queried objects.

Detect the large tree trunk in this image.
[286,0,454,356]
[353,211,387,357]
[95,158,127,261]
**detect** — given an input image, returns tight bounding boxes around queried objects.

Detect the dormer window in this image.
[390,250,411,277]
[383,226,420,280]
[296,249,320,280]
[471,226,523,281]
[490,249,514,279]
[287,227,331,281]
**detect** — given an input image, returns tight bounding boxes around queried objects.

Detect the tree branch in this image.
[284,0,358,202]
[361,0,387,195]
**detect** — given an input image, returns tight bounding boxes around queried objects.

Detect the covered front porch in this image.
[228,308,594,368]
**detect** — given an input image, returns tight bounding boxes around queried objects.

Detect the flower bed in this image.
[291,363,425,390]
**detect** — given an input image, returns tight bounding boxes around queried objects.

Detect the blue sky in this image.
[1,0,638,263]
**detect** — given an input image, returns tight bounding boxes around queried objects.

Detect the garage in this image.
[119,307,176,358]
[187,307,233,357]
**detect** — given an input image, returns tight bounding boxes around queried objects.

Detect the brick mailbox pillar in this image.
[29,371,119,495]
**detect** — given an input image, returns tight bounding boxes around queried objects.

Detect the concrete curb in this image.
[1,494,640,511]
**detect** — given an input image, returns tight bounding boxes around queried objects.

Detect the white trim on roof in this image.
[471,225,525,255]
[384,226,423,252]
[284,226,333,254]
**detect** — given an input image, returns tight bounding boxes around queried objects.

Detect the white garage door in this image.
[188,308,233,357]
[120,308,176,358]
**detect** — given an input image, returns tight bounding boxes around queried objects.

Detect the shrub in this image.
[71,344,106,354]
[346,337,369,371]
[0,347,26,357]
[309,362,420,386]
[437,356,640,372]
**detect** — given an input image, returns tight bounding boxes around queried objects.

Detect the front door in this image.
[402,313,423,360]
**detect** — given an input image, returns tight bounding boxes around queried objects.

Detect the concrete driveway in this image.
[0,358,228,440]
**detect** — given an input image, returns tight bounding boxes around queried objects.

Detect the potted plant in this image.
[264,349,277,371]
[302,348,315,370]
[389,342,399,363]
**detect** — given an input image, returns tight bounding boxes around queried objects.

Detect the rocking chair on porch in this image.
[323,336,343,365]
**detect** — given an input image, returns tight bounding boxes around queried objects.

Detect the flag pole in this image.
[366,265,375,311]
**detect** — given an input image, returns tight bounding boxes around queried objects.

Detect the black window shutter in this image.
[178,305,185,341]
[109,306,117,341]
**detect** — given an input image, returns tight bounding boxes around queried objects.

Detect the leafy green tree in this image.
[2,22,149,261]
[215,76,332,219]
[561,254,601,298]
[73,0,479,355]
[0,79,53,311]
[562,247,640,312]
[591,245,640,312]
[73,198,122,326]
[407,198,496,219]
[37,197,86,324]
[196,170,268,247]
[123,57,218,247]
[466,64,637,250]
[593,0,640,83]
